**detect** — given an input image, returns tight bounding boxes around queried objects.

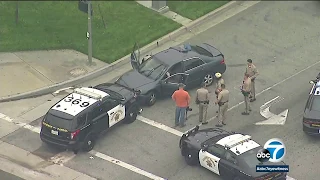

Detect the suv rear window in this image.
[191,45,213,57]
[44,113,74,131]
[311,96,320,111]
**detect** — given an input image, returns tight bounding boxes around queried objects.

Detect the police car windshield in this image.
[238,147,261,169]
[311,96,320,111]
[45,113,74,131]
[138,57,167,80]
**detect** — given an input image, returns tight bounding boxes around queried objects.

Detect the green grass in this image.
[168,1,231,20]
[0,1,181,63]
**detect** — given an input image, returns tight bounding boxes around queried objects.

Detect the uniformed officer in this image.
[241,73,252,115]
[214,72,225,114]
[196,82,210,125]
[245,59,259,102]
[215,84,229,127]
[214,72,225,97]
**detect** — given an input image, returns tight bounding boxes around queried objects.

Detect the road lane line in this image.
[89,150,166,180]
[137,115,183,136]
[0,113,168,180]
[137,115,296,180]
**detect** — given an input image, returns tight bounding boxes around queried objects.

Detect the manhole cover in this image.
[69,68,87,76]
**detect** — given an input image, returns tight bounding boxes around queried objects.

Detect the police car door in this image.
[199,145,224,175]
[106,99,126,127]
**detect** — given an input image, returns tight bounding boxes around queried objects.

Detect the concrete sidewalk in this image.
[0,50,106,97]
[0,140,96,180]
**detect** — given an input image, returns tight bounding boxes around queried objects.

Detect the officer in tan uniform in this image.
[245,59,259,102]
[241,73,252,115]
[196,82,210,125]
[214,72,225,96]
[214,72,225,113]
[215,84,229,127]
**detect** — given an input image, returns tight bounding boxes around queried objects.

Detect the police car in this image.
[304,74,320,135]
[179,126,287,180]
[40,83,140,153]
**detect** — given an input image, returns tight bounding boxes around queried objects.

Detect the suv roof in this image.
[51,87,110,117]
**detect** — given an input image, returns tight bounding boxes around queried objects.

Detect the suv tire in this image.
[82,134,95,152]
[124,104,139,124]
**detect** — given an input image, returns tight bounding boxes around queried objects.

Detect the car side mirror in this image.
[310,80,315,84]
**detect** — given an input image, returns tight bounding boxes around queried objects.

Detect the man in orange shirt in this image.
[172,83,190,127]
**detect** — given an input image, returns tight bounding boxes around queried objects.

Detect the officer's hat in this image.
[215,72,222,78]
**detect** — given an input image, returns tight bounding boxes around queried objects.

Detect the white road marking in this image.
[136,115,296,180]
[137,116,183,136]
[0,113,41,133]
[89,150,166,180]
[0,113,167,180]
[257,96,289,125]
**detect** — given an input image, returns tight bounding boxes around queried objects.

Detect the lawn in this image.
[168,1,231,20]
[0,1,181,63]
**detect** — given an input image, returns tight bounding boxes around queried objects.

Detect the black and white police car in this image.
[179,126,287,180]
[40,83,141,153]
[303,74,320,135]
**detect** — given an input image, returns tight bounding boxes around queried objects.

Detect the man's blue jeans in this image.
[175,107,186,126]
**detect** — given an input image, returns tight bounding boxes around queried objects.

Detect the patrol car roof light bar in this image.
[225,135,252,149]
[74,88,102,100]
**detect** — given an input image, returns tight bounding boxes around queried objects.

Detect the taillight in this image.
[220,58,225,64]
[303,118,313,124]
[71,129,80,139]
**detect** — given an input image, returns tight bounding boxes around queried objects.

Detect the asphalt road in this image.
[1,1,320,180]
[0,170,24,180]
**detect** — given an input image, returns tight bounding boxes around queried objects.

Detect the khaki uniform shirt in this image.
[216,78,225,89]
[246,64,259,79]
[242,78,252,92]
[217,89,229,103]
[196,88,209,102]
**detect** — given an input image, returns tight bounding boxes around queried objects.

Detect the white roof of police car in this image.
[51,87,110,116]
[216,134,260,155]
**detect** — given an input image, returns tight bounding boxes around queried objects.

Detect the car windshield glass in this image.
[191,45,213,57]
[138,57,167,80]
[311,96,320,111]
[44,113,74,131]
[238,147,261,169]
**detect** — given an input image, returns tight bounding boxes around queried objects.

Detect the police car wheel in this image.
[146,91,157,106]
[82,135,95,152]
[203,73,214,86]
[184,149,198,166]
[124,105,139,124]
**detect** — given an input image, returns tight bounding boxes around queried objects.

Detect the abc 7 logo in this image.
[256,138,286,163]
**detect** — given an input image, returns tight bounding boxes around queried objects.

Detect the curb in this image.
[0,1,241,103]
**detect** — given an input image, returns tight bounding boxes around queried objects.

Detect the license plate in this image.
[51,130,58,135]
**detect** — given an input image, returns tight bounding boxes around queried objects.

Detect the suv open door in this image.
[130,43,141,70]
[161,73,189,96]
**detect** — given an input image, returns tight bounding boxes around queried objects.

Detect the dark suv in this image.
[303,73,320,135]
[40,83,140,153]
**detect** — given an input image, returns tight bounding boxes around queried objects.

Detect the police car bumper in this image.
[303,123,320,135]
[40,132,81,150]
